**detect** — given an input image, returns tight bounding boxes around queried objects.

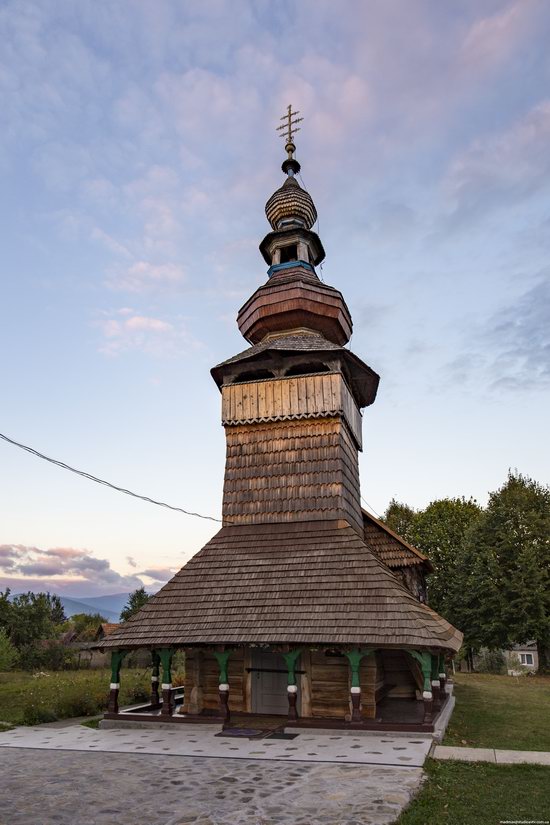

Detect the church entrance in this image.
[251,650,295,715]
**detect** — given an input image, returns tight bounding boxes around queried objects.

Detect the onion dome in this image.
[265,175,317,231]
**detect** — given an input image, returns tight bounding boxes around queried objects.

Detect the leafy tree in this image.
[120,587,150,622]
[471,472,550,672]
[0,589,12,632]
[48,594,66,625]
[409,498,483,620]
[71,612,108,641]
[0,628,17,671]
[383,499,417,542]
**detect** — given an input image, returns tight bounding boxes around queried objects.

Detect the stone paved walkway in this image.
[0,748,423,825]
[0,724,432,767]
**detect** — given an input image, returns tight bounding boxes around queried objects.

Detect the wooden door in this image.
[251,650,293,715]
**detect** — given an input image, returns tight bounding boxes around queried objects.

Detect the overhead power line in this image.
[0,431,222,523]
[361,495,383,520]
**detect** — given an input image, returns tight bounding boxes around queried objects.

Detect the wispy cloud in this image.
[445,275,550,391]
[442,101,550,226]
[95,308,200,357]
[0,543,145,596]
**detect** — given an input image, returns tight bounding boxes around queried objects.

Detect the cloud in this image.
[96,308,200,357]
[445,275,550,392]
[139,567,176,582]
[126,556,137,568]
[442,101,550,225]
[107,261,186,292]
[0,543,145,596]
[460,1,544,74]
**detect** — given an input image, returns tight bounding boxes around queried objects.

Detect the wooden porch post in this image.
[431,653,441,712]
[158,648,175,717]
[439,654,447,696]
[410,651,433,724]
[150,650,160,707]
[344,649,372,723]
[283,649,302,720]
[108,650,126,713]
[214,651,231,725]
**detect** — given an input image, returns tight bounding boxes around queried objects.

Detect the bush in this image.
[20,668,150,724]
[0,629,17,672]
[18,642,77,672]
[476,649,506,674]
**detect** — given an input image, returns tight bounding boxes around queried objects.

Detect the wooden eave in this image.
[362,509,434,573]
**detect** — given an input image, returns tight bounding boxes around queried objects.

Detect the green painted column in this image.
[410,650,434,724]
[157,648,175,717]
[344,649,373,722]
[214,651,231,724]
[430,653,441,711]
[151,650,160,707]
[107,650,126,714]
[283,649,302,720]
[438,653,447,693]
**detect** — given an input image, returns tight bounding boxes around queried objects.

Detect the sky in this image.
[1,0,549,598]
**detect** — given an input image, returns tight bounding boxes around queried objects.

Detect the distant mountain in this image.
[73,592,132,619]
[57,596,120,623]
[10,589,158,623]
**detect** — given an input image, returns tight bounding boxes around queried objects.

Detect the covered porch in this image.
[103,644,451,733]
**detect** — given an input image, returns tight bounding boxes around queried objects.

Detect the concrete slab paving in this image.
[494,749,550,766]
[0,747,425,825]
[0,723,432,767]
[433,745,496,762]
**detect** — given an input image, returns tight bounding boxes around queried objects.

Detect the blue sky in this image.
[1,0,549,596]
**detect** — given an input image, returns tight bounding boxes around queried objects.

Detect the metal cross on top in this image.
[276,104,303,146]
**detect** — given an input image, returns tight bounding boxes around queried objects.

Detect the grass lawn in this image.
[444,672,550,751]
[397,759,550,825]
[0,668,150,726]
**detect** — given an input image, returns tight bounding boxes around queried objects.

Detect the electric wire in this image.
[0,431,222,523]
[360,495,383,520]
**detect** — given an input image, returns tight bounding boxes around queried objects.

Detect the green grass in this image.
[397,759,550,825]
[444,672,550,751]
[0,669,150,726]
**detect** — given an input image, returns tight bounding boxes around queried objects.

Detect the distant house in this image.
[506,642,538,674]
[94,623,120,641]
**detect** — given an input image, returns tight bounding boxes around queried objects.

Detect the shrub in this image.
[0,629,17,672]
[477,649,506,674]
[18,642,77,672]
[20,668,151,724]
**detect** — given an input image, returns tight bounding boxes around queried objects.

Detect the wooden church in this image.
[101,108,462,732]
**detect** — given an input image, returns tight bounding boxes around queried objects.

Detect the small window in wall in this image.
[520,653,534,665]
[279,244,298,263]
[285,362,330,377]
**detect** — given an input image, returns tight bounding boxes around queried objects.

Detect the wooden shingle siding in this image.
[222,418,363,534]
[222,372,362,449]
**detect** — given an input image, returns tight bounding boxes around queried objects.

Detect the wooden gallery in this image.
[99,116,462,733]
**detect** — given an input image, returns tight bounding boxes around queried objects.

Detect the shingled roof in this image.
[100,520,462,652]
[362,510,433,572]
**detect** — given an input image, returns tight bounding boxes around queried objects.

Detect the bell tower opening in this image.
[280,243,298,263]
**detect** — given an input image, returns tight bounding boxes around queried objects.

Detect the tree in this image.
[0,628,17,671]
[71,612,108,641]
[383,499,417,542]
[471,472,550,672]
[409,497,483,621]
[120,587,150,622]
